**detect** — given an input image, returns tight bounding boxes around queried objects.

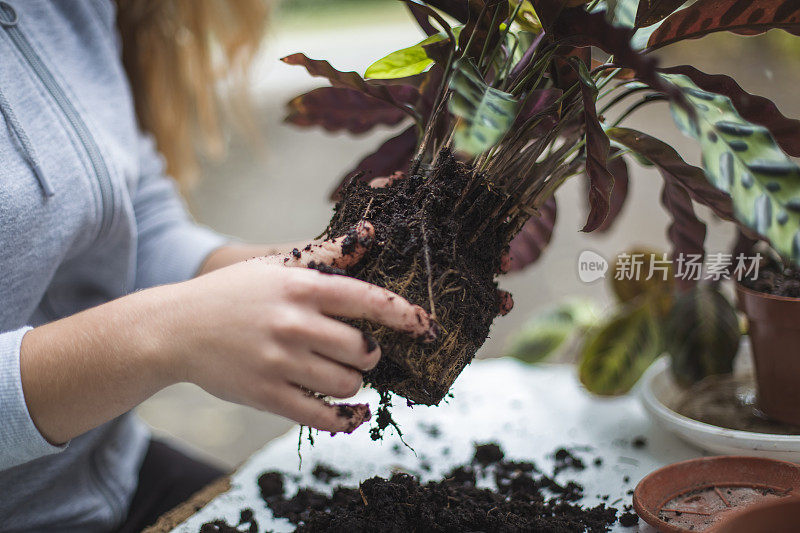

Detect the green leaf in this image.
[666,284,741,387]
[509,1,542,32]
[365,28,462,80]
[663,73,800,264]
[506,299,601,364]
[579,299,663,396]
[449,58,520,156]
[609,247,674,314]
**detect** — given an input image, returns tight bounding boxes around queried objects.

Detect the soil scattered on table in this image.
[312,463,344,483]
[252,443,625,532]
[199,509,257,533]
[631,436,647,449]
[553,448,586,475]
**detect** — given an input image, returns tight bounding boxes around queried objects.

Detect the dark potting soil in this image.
[325,150,509,409]
[199,509,258,533]
[253,443,623,532]
[741,256,800,297]
[312,463,344,483]
[553,448,586,475]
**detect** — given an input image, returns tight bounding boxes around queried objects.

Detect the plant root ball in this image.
[324,151,510,405]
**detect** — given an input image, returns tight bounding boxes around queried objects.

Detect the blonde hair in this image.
[116,0,270,184]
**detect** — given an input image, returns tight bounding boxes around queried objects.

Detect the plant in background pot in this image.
[504,3,800,426]
[282,0,800,437]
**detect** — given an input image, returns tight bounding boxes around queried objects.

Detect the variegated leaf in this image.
[666,284,740,386]
[663,73,800,263]
[449,58,519,156]
[579,298,664,396]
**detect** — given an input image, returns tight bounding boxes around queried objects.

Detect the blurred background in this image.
[136,0,800,468]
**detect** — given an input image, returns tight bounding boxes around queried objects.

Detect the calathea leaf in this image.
[572,59,614,233]
[659,65,800,157]
[366,27,464,80]
[508,194,557,271]
[551,8,683,108]
[507,298,601,364]
[635,0,687,28]
[606,127,737,222]
[609,248,674,314]
[405,3,439,35]
[579,298,664,396]
[329,126,418,200]
[365,34,447,80]
[663,73,800,263]
[285,87,415,134]
[448,58,519,156]
[661,181,707,291]
[647,0,800,52]
[281,54,416,118]
[508,0,542,32]
[594,148,630,233]
[666,284,740,387]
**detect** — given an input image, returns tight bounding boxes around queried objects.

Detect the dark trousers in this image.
[116,439,226,533]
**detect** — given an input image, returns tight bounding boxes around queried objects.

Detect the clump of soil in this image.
[256,443,624,532]
[553,448,585,475]
[312,463,344,483]
[741,256,800,297]
[325,150,512,408]
[199,509,257,533]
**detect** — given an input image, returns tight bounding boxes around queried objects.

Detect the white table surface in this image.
[171,359,705,532]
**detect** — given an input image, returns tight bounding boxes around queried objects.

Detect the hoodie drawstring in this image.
[0,85,54,197]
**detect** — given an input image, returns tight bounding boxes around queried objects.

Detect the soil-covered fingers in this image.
[284,349,366,399]
[499,248,512,274]
[497,290,514,316]
[312,276,439,341]
[295,317,381,372]
[269,221,374,270]
[266,382,371,434]
[368,171,406,189]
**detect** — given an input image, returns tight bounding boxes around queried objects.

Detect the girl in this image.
[0,1,435,530]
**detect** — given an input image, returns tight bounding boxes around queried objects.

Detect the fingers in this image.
[311,276,439,341]
[499,248,512,274]
[368,171,406,189]
[300,317,381,372]
[268,382,371,434]
[497,290,514,316]
[284,349,365,399]
[271,221,374,270]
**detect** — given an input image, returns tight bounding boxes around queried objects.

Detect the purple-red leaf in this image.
[330,126,418,200]
[577,74,614,233]
[285,87,414,134]
[281,53,415,118]
[406,4,439,35]
[595,149,630,233]
[635,0,687,28]
[661,181,707,291]
[659,65,800,157]
[515,88,563,125]
[647,0,800,52]
[606,127,736,222]
[508,195,558,271]
[551,8,681,103]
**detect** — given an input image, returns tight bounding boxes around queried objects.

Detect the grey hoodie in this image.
[0,1,227,530]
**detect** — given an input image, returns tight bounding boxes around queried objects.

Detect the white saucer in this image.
[639,357,800,462]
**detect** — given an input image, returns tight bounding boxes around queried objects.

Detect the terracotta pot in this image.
[736,284,800,426]
[714,496,800,533]
[633,455,800,533]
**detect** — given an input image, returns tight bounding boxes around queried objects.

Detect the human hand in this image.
[160,222,437,434]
